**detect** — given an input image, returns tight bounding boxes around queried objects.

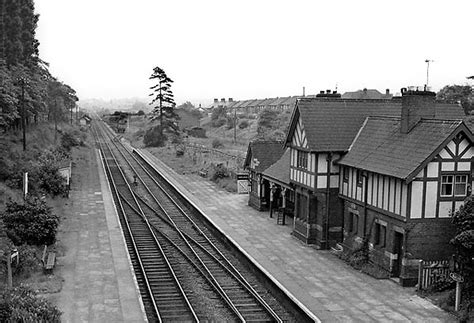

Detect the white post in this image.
[23,172,28,200]
[455,282,461,311]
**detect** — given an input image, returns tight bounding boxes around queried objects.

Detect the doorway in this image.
[392,231,404,277]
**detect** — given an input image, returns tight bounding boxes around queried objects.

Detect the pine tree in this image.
[18,0,39,67]
[149,66,178,135]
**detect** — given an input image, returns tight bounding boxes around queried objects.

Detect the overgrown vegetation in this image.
[143,125,168,147]
[1,197,59,246]
[338,237,390,279]
[0,285,62,322]
[450,196,474,319]
[209,164,236,192]
[256,108,291,140]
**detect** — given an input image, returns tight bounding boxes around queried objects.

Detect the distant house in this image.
[243,141,286,210]
[342,88,393,100]
[79,114,92,126]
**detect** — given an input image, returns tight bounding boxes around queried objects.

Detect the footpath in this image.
[51,147,146,322]
[139,148,456,323]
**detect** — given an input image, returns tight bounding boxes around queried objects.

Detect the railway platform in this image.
[138,149,456,323]
[52,147,146,322]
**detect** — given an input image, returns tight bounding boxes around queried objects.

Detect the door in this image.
[392,232,404,277]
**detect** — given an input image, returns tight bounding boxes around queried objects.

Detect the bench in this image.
[41,245,56,273]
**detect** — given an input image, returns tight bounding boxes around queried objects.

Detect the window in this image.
[455,175,468,196]
[441,175,453,196]
[343,167,349,183]
[356,170,363,187]
[374,222,386,247]
[297,150,308,169]
[349,212,358,234]
[441,175,468,197]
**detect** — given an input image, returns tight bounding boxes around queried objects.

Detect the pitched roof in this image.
[339,117,472,181]
[342,89,392,100]
[286,98,465,152]
[262,148,291,186]
[244,140,285,173]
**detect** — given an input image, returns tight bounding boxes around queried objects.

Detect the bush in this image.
[210,164,229,181]
[14,244,41,277]
[211,106,226,121]
[60,131,80,152]
[239,120,249,129]
[1,198,60,246]
[226,116,235,130]
[212,139,223,149]
[143,126,167,147]
[211,117,226,128]
[0,285,62,322]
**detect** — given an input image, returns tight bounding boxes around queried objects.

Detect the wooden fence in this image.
[417,259,451,290]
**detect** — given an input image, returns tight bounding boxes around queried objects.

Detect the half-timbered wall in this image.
[410,134,473,219]
[340,167,408,218]
[340,133,474,219]
[289,115,341,190]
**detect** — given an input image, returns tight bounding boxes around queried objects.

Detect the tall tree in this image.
[149,66,177,135]
[437,84,473,115]
[18,0,39,67]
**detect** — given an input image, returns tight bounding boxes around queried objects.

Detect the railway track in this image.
[92,119,307,322]
[93,125,198,322]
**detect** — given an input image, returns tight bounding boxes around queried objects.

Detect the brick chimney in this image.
[221,98,226,103]
[214,98,218,103]
[229,98,233,102]
[400,87,436,134]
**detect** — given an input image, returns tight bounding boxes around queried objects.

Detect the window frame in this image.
[356,169,363,187]
[441,173,469,198]
[454,175,468,197]
[296,150,308,170]
[374,222,386,248]
[343,166,349,183]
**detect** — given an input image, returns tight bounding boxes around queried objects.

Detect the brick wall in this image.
[406,219,456,260]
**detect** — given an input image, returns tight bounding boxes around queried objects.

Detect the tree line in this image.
[0,0,78,132]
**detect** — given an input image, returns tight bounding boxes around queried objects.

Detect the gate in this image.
[236,173,249,194]
[417,259,450,290]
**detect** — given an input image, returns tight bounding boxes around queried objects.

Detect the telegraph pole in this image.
[233,106,237,144]
[19,77,27,151]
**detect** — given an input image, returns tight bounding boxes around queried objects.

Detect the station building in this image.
[245,88,470,285]
[243,140,285,211]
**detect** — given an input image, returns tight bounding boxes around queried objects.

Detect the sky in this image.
[35,0,474,105]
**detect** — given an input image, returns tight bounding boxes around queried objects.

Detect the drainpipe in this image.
[325,153,332,249]
[363,171,369,237]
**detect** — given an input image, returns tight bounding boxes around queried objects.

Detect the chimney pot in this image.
[326,89,331,94]
[221,98,225,102]
[320,90,325,94]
